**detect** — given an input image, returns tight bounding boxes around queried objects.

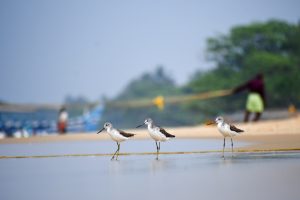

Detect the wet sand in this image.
[1,116,300,152]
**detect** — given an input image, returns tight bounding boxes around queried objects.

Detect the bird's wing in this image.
[118,129,135,138]
[159,127,175,138]
[229,125,244,133]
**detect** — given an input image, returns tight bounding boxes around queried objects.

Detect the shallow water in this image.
[0,139,246,156]
[0,140,300,200]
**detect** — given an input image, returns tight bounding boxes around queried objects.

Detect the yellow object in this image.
[152,96,165,110]
[288,104,297,117]
[288,104,296,113]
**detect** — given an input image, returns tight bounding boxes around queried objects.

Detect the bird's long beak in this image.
[136,123,145,128]
[205,120,216,125]
[97,128,105,134]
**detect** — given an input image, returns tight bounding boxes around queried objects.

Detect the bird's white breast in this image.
[107,128,128,142]
[147,126,168,142]
[217,123,237,137]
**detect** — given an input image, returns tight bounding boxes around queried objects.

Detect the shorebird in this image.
[97,122,135,160]
[136,118,175,159]
[212,116,244,158]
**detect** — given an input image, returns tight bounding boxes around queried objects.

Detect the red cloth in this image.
[57,122,67,133]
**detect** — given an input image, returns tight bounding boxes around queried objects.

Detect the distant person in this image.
[57,107,68,134]
[233,73,266,122]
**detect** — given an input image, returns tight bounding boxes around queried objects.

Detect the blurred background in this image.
[0,0,299,137]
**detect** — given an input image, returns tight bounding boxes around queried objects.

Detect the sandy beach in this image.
[1,116,299,152]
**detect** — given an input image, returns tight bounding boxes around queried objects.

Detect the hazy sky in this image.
[1,0,299,104]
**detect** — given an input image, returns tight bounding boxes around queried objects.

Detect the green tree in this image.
[206,20,298,69]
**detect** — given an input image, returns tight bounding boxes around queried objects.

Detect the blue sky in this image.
[1,0,299,104]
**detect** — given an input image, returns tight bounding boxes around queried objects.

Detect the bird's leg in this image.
[158,142,161,159]
[155,141,159,160]
[158,142,161,151]
[231,137,234,157]
[222,137,225,158]
[116,142,120,160]
[111,142,119,160]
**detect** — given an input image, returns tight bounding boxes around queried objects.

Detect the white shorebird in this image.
[97,122,135,160]
[136,118,175,159]
[213,116,244,158]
